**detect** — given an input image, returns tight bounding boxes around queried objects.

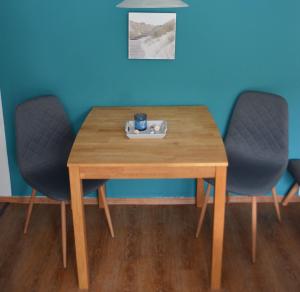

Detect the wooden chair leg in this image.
[98,184,105,208]
[271,187,281,222]
[23,189,37,234]
[98,185,115,238]
[196,184,211,238]
[196,178,205,208]
[61,201,67,268]
[282,183,299,207]
[252,196,257,264]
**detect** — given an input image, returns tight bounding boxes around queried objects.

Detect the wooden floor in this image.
[1,203,300,292]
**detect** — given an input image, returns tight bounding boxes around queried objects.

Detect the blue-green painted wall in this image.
[0,0,299,197]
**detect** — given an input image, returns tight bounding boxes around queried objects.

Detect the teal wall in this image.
[0,0,299,197]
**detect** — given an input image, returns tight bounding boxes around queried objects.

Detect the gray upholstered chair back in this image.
[225,91,288,166]
[16,96,75,181]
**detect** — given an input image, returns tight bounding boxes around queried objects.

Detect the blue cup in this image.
[134,113,147,131]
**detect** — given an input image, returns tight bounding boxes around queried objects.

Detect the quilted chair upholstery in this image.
[224,91,288,195]
[16,96,105,201]
[15,96,114,269]
[287,159,300,184]
[197,91,288,263]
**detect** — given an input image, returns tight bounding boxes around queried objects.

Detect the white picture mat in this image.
[0,91,12,196]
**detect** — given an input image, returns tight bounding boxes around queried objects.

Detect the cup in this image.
[134,113,147,131]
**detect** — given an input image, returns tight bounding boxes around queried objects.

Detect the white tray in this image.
[125,120,167,139]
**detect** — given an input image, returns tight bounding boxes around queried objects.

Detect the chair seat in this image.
[288,159,300,184]
[207,159,286,195]
[26,166,106,201]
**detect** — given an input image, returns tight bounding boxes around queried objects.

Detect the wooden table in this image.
[68,106,228,290]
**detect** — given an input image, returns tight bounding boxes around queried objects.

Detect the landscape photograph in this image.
[128,13,176,60]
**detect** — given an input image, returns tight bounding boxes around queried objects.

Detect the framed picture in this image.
[128,12,176,60]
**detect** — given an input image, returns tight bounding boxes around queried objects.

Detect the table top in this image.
[68,106,228,167]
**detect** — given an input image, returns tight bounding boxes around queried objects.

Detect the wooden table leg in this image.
[196,178,205,208]
[69,167,89,289]
[211,166,227,290]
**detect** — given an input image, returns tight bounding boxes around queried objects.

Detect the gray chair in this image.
[196,91,288,263]
[282,159,300,206]
[16,96,114,268]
